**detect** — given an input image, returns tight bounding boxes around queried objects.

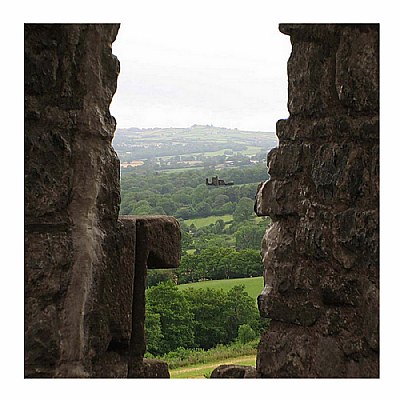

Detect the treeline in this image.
[115,141,247,161]
[120,164,269,218]
[145,282,266,355]
[181,206,270,251]
[148,217,270,286]
[148,247,263,286]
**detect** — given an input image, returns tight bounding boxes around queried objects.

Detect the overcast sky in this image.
[110,3,292,132]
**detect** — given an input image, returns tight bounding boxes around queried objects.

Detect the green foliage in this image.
[147,339,258,370]
[146,282,195,354]
[176,247,263,283]
[120,164,268,220]
[183,288,229,349]
[224,285,261,342]
[237,324,257,344]
[233,197,255,223]
[144,309,164,354]
[235,219,270,250]
[146,269,176,288]
[145,283,262,355]
[177,276,264,302]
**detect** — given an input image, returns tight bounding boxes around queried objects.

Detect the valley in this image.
[115,125,274,375]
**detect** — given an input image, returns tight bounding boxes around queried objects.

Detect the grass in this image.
[159,166,205,173]
[184,214,267,229]
[170,354,256,379]
[147,340,258,372]
[177,276,263,302]
[184,214,233,228]
[241,146,264,156]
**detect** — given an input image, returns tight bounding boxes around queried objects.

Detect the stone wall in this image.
[24,24,180,378]
[255,24,379,378]
[25,23,122,377]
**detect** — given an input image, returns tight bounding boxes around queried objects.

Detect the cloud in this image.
[110,5,291,131]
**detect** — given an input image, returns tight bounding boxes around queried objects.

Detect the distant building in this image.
[206,176,234,186]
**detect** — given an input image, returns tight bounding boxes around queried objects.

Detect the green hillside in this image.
[184,214,233,228]
[177,276,264,302]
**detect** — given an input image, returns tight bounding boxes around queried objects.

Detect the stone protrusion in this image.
[118,216,180,379]
[25,24,180,379]
[210,364,257,378]
[256,24,379,378]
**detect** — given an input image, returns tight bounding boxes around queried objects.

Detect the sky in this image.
[110,2,292,132]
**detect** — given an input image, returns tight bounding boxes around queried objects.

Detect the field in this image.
[184,214,268,229]
[184,214,233,228]
[170,354,256,379]
[177,276,264,302]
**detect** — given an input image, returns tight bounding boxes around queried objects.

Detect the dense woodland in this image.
[145,282,266,356]
[120,163,268,217]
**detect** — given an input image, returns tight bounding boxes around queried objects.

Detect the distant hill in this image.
[113,125,277,166]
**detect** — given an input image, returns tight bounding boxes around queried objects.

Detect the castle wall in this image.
[256,24,379,377]
[24,24,128,377]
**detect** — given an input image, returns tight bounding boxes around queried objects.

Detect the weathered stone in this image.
[142,359,170,378]
[266,296,321,327]
[256,24,379,378]
[118,216,180,378]
[210,364,257,378]
[25,23,121,378]
[336,25,379,113]
[287,39,340,116]
[25,24,180,379]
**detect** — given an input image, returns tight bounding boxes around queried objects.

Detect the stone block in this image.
[24,126,72,221]
[24,230,73,377]
[143,359,170,378]
[210,364,257,378]
[320,274,362,306]
[255,178,309,217]
[336,25,379,113]
[287,40,339,116]
[332,208,379,269]
[266,295,321,327]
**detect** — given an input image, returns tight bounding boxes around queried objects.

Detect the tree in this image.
[194,201,212,217]
[144,309,164,354]
[146,269,176,288]
[235,223,266,250]
[214,219,225,234]
[132,200,153,215]
[214,194,230,208]
[225,285,260,342]
[183,288,229,349]
[175,206,195,219]
[156,197,177,215]
[237,324,257,344]
[233,197,255,223]
[146,282,195,354]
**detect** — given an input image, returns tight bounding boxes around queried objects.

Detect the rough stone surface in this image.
[255,24,379,378]
[210,364,257,378]
[119,216,180,378]
[142,359,170,378]
[25,23,121,378]
[24,24,180,378]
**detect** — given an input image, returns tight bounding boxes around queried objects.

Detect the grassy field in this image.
[177,276,263,302]
[170,354,256,379]
[184,214,233,228]
[184,214,267,229]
